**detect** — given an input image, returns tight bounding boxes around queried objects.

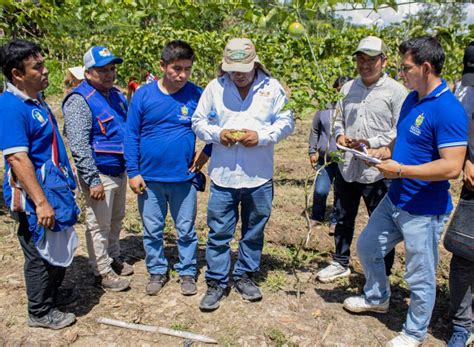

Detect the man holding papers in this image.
[316,36,407,283]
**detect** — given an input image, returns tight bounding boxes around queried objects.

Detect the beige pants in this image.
[79,173,127,276]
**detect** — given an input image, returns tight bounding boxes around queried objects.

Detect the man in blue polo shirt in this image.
[0,40,78,329]
[125,40,210,296]
[343,36,467,346]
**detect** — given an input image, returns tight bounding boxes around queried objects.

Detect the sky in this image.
[334,2,474,27]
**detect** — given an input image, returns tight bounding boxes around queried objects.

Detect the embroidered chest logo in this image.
[178,105,190,121]
[258,90,270,97]
[410,113,424,136]
[32,109,48,126]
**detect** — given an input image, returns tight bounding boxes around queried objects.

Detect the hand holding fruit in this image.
[220,129,238,147]
[129,175,147,195]
[237,129,259,147]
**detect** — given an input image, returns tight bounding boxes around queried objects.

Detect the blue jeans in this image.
[138,181,198,277]
[357,195,449,341]
[205,180,273,287]
[312,160,338,224]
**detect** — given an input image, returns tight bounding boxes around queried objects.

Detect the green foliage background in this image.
[1,0,473,118]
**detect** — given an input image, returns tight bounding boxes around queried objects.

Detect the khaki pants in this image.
[79,174,127,276]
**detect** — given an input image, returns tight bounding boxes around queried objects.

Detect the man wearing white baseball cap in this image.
[193,38,293,311]
[62,45,132,291]
[316,36,407,283]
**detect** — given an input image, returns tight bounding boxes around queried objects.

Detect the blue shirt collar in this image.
[6,82,45,106]
[413,79,449,102]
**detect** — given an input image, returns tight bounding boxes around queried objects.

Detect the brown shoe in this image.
[111,257,134,276]
[180,276,197,296]
[146,274,168,296]
[96,270,130,292]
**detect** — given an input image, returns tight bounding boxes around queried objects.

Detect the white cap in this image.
[68,66,85,80]
[354,36,387,57]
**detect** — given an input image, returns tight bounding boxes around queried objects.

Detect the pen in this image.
[360,143,369,155]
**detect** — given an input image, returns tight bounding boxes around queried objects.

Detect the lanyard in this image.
[44,107,60,168]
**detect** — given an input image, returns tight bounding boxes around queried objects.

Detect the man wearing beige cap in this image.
[316,36,407,283]
[192,38,293,311]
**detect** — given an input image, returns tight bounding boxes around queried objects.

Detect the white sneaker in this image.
[316,261,350,283]
[386,333,422,347]
[343,295,389,313]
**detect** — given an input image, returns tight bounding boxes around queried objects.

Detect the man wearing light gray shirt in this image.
[316,36,407,283]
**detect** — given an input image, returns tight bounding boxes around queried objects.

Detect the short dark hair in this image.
[161,40,194,65]
[333,76,352,89]
[399,36,445,75]
[0,39,42,82]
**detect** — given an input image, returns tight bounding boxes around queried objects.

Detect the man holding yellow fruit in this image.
[192,38,294,311]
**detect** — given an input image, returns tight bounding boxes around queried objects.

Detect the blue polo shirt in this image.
[0,84,74,212]
[388,80,468,215]
[124,81,203,182]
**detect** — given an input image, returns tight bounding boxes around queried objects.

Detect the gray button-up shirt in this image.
[334,74,407,183]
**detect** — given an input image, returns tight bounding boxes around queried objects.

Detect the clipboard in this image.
[336,144,382,164]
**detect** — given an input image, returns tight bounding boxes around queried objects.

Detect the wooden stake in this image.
[97,317,218,344]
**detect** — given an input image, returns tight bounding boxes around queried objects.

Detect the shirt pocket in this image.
[255,97,274,123]
[96,112,120,138]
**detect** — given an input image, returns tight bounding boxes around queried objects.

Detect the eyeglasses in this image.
[399,64,416,73]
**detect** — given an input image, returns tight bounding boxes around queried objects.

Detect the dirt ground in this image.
[0,114,460,346]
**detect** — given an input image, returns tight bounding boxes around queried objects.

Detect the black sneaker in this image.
[28,308,76,330]
[234,274,262,301]
[145,274,168,296]
[199,281,226,311]
[180,276,197,296]
[54,287,79,307]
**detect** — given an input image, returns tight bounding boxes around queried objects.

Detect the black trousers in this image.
[333,170,395,275]
[17,213,66,317]
[449,186,474,333]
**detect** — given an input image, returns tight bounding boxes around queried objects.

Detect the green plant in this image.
[265,327,297,347]
[170,320,193,331]
[264,270,287,292]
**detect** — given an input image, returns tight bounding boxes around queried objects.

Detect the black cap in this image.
[462,42,474,86]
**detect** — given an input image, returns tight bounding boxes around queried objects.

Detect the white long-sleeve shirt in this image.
[192,70,294,188]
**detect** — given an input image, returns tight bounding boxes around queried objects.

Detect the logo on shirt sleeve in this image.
[32,109,48,126]
[410,113,424,136]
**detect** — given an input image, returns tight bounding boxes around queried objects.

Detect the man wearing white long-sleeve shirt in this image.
[192,38,293,311]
